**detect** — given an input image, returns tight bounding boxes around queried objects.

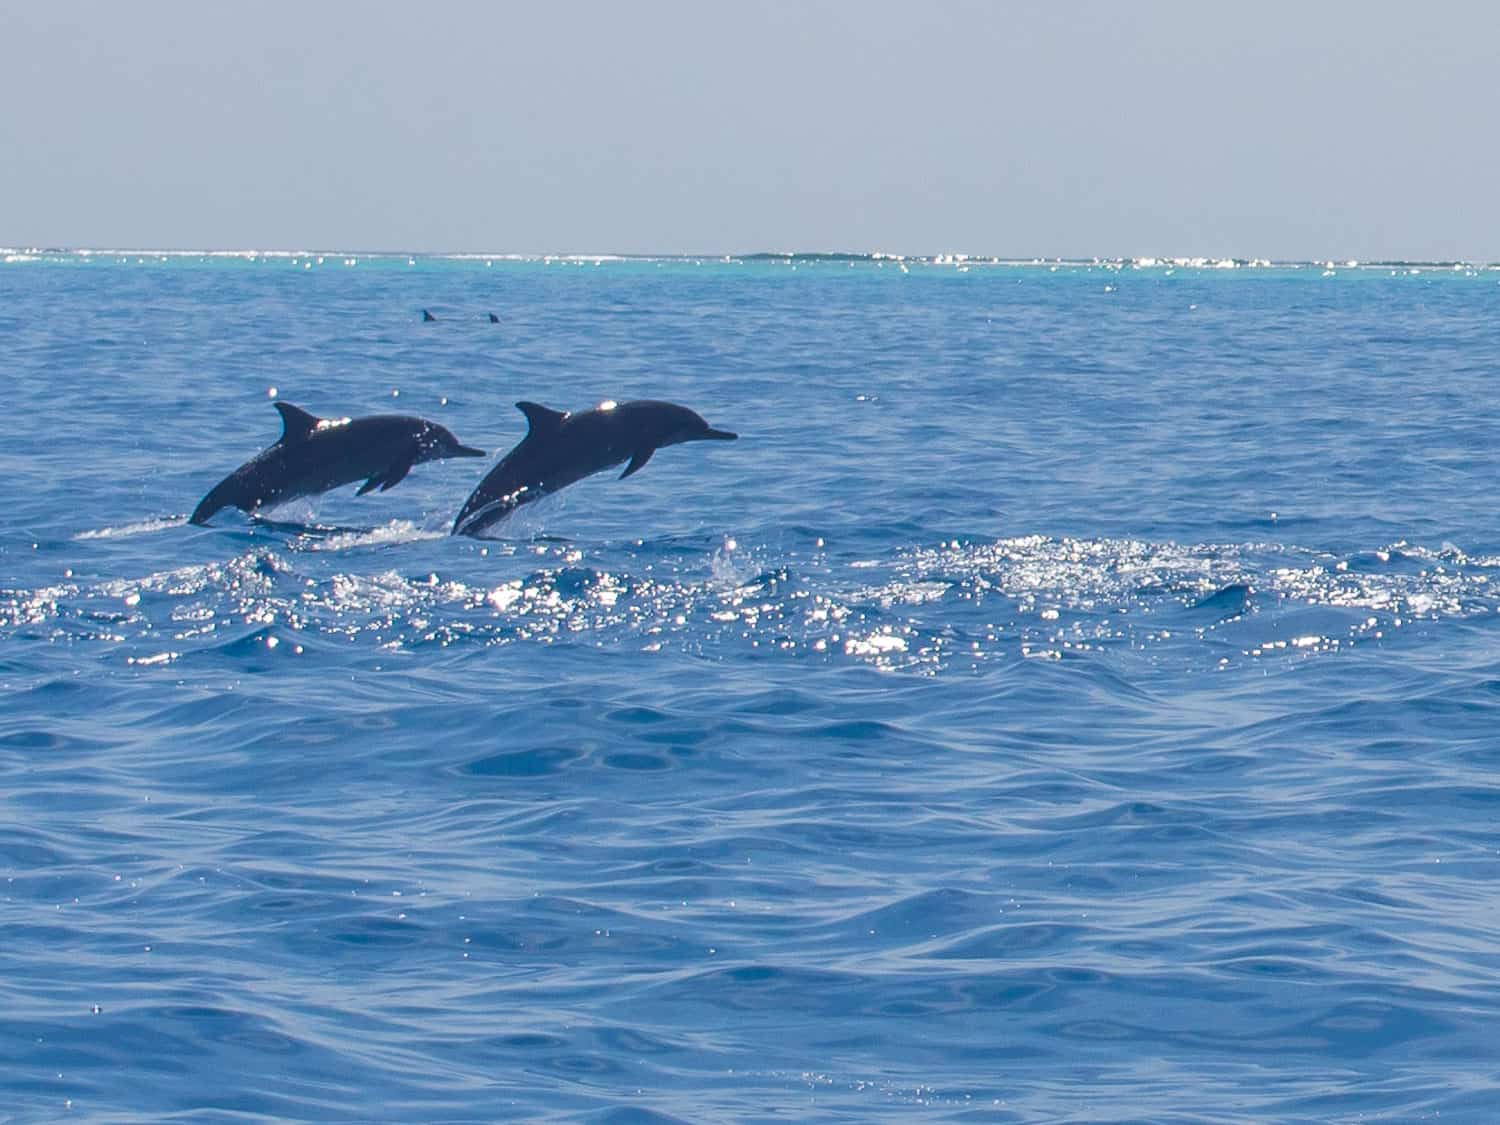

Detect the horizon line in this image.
[4,246,1499,270]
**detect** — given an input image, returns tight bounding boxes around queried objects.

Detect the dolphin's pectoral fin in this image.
[378,459,413,492]
[356,458,414,496]
[273,402,322,444]
[620,447,655,480]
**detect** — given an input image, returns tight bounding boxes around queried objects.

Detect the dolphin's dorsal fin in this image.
[274,402,322,443]
[516,401,568,434]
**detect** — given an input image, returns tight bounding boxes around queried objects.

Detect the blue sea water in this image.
[3,250,1500,1122]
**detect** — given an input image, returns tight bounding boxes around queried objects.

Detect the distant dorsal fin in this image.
[516,401,568,434]
[273,402,321,443]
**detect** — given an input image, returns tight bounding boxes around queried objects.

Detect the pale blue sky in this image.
[4,1,1498,259]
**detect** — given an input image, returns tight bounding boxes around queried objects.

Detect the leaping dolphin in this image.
[452,399,737,537]
[190,402,486,525]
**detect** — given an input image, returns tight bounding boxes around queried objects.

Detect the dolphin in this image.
[452,399,737,537]
[190,401,486,525]
[423,309,436,322]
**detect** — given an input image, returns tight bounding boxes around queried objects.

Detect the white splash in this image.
[75,516,185,540]
[300,521,447,552]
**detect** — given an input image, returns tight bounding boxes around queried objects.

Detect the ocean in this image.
[3,251,1499,1122]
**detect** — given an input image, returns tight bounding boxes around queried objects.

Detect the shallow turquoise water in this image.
[3,253,1500,1121]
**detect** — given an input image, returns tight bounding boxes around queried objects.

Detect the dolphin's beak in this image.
[454,445,487,458]
[702,428,738,441]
